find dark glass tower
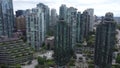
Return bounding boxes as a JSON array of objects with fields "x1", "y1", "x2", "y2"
[
  {"x1": 95, "y1": 12, "x2": 116, "y2": 68},
  {"x1": 80, "y1": 11, "x2": 90, "y2": 42},
  {"x1": 82, "y1": 11, "x2": 90, "y2": 39},
  {"x1": 54, "y1": 19, "x2": 73, "y2": 68},
  {"x1": 0, "y1": 0, "x2": 14, "y2": 37},
  {"x1": 76, "y1": 12, "x2": 81, "y2": 43},
  {"x1": 16, "y1": 10, "x2": 24, "y2": 17}
]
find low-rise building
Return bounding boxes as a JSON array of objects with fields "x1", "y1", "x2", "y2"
[
  {"x1": 0, "y1": 37, "x2": 33, "y2": 67},
  {"x1": 45, "y1": 36, "x2": 54, "y2": 50}
]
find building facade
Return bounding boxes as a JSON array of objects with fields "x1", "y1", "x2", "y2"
[
  {"x1": 49, "y1": 8, "x2": 57, "y2": 35},
  {"x1": 45, "y1": 36, "x2": 54, "y2": 50},
  {"x1": 37, "y1": 3, "x2": 50, "y2": 35},
  {"x1": 26, "y1": 8, "x2": 45, "y2": 51},
  {"x1": 79, "y1": 11, "x2": 90, "y2": 42},
  {"x1": 59, "y1": 4, "x2": 67, "y2": 20},
  {"x1": 54, "y1": 20, "x2": 73, "y2": 67},
  {"x1": 16, "y1": 10, "x2": 25, "y2": 17},
  {"x1": 80, "y1": 14, "x2": 85, "y2": 42},
  {"x1": 16, "y1": 15, "x2": 26, "y2": 32},
  {"x1": 0, "y1": 0, "x2": 14, "y2": 37},
  {"x1": 76, "y1": 12, "x2": 81, "y2": 43},
  {"x1": 59, "y1": 4, "x2": 83, "y2": 46},
  {"x1": 82, "y1": 10, "x2": 90, "y2": 39},
  {"x1": 66, "y1": 7, "x2": 77, "y2": 47},
  {"x1": 0, "y1": 37, "x2": 33, "y2": 67},
  {"x1": 95, "y1": 12, "x2": 116, "y2": 68},
  {"x1": 50, "y1": 9, "x2": 57, "y2": 26},
  {"x1": 86, "y1": 8, "x2": 94, "y2": 31}
]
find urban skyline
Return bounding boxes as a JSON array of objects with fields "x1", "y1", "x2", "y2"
[
  {"x1": 13, "y1": 0, "x2": 120, "y2": 16},
  {"x1": 0, "y1": 0, "x2": 120, "y2": 68}
]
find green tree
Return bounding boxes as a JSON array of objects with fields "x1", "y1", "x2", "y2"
[
  {"x1": 76, "y1": 43, "x2": 82, "y2": 47},
  {"x1": 0, "y1": 64, "x2": 7, "y2": 68},
  {"x1": 87, "y1": 35, "x2": 95, "y2": 47},
  {"x1": 46, "y1": 30, "x2": 54, "y2": 36},
  {"x1": 117, "y1": 24, "x2": 120, "y2": 30},
  {"x1": 41, "y1": 42, "x2": 45, "y2": 47},
  {"x1": 116, "y1": 55, "x2": 120, "y2": 64},
  {"x1": 46, "y1": 59, "x2": 55, "y2": 67},
  {"x1": 112, "y1": 64, "x2": 120, "y2": 68},
  {"x1": 113, "y1": 47, "x2": 118, "y2": 52},
  {"x1": 88, "y1": 31, "x2": 95, "y2": 35},
  {"x1": 88, "y1": 64, "x2": 94, "y2": 68},
  {"x1": 35, "y1": 65, "x2": 39, "y2": 68},
  {"x1": 47, "y1": 43, "x2": 50, "y2": 50},
  {"x1": 37, "y1": 56, "x2": 46, "y2": 65},
  {"x1": 15, "y1": 64, "x2": 21, "y2": 68},
  {"x1": 69, "y1": 59, "x2": 75, "y2": 66}
]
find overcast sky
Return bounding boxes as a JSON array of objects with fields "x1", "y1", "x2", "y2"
[{"x1": 13, "y1": 0, "x2": 120, "y2": 16}]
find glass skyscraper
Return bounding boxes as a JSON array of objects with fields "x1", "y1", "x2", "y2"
[
  {"x1": 82, "y1": 10, "x2": 90, "y2": 38},
  {"x1": 37, "y1": 3, "x2": 50, "y2": 35},
  {"x1": 95, "y1": 12, "x2": 116, "y2": 68},
  {"x1": 54, "y1": 19, "x2": 73, "y2": 68},
  {"x1": 0, "y1": 0, "x2": 14, "y2": 37},
  {"x1": 59, "y1": 4, "x2": 67, "y2": 20},
  {"x1": 26, "y1": 8, "x2": 45, "y2": 51},
  {"x1": 76, "y1": 12, "x2": 81, "y2": 43},
  {"x1": 86, "y1": 8, "x2": 94, "y2": 31}
]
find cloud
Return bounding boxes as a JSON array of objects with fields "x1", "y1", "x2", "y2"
[{"x1": 13, "y1": 0, "x2": 120, "y2": 16}]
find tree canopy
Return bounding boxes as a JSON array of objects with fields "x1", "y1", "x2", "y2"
[{"x1": 116, "y1": 55, "x2": 120, "y2": 64}]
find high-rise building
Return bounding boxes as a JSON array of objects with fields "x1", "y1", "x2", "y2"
[
  {"x1": 49, "y1": 9, "x2": 58, "y2": 35},
  {"x1": 95, "y1": 12, "x2": 116, "y2": 68},
  {"x1": 76, "y1": 12, "x2": 81, "y2": 43},
  {"x1": 86, "y1": 8, "x2": 94, "y2": 31},
  {"x1": 37, "y1": 3, "x2": 50, "y2": 34},
  {"x1": 16, "y1": 10, "x2": 25, "y2": 17},
  {"x1": 67, "y1": 7, "x2": 77, "y2": 47},
  {"x1": 60, "y1": 5, "x2": 83, "y2": 46},
  {"x1": 50, "y1": 9, "x2": 57, "y2": 27},
  {"x1": 76, "y1": 11, "x2": 91, "y2": 43},
  {"x1": 0, "y1": 0, "x2": 14, "y2": 37},
  {"x1": 82, "y1": 10, "x2": 90, "y2": 38},
  {"x1": 26, "y1": 3, "x2": 50, "y2": 51},
  {"x1": 59, "y1": 4, "x2": 67, "y2": 20},
  {"x1": 0, "y1": 37, "x2": 33, "y2": 67},
  {"x1": 80, "y1": 14, "x2": 85, "y2": 42},
  {"x1": 26, "y1": 8, "x2": 45, "y2": 51},
  {"x1": 54, "y1": 19, "x2": 73, "y2": 67}
]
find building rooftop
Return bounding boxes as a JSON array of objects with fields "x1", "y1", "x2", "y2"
[
  {"x1": 47, "y1": 36, "x2": 54, "y2": 40},
  {"x1": 0, "y1": 36, "x2": 19, "y2": 43}
]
